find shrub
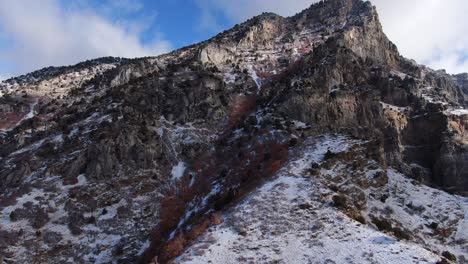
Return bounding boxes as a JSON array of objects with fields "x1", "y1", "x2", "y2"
[
  {"x1": 324, "y1": 149, "x2": 337, "y2": 160},
  {"x1": 354, "y1": 214, "x2": 366, "y2": 224},
  {"x1": 392, "y1": 227, "x2": 411, "y2": 240},
  {"x1": 36, "y1": 141, "x2": 56, "y2": 157},
  {"x1": 332, "y1": 194, "x2": 347, "y2": 208},
  {"x1": 380, "y1": 194, "x2": 389, "y2": 203},
  {"x1": 441, "y1": 251, "x2": 456, "y2": 262},
  {"x1": 428, "y1": 222, "x2": 439, "y2": 230},
  {"x1": 436, "y1": 227, "x2": 455, "y2": 238},
  {"x1": 371, "y1": 216, "x2": 392, "y2": 232},
  {"x1": 225, "y1": 95, "x2": 257, "y2": 133},
  {"x1": 346, "y1": 210, "x2": 366, "y2": 224}
]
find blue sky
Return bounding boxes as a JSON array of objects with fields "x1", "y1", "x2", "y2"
[
  {"x1": 61, "y1": 0, "x2": 229, "y2": 48},
  {"x1": 0, "y1": 0, "x2": 225, "y2": 77},
  {"x1": 0, "y1": 0, "x2": 467, "y2": 79}
]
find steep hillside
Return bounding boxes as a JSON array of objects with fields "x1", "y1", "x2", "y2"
[
  {"x1": 178, "y1": 135, "x2": 467, "y2": 263},
  {"x1": 0, "y1": 0, "x2": 466, "y2": 263}
]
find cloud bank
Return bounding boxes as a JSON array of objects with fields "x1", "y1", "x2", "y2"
[
  {"x1": 0, "y1": 0, "x2": 171, "y2": 76},
  {"x1": 196, "y1": 0, "x2": 468, "y2": 74}
]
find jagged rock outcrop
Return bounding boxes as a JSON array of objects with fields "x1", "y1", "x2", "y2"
[
  {"x1": 0, "y1": 0, "x2": 467, "y2": 263},
  {"x1": 454, "y1": 73, "x2": 468, "y2": 97}
]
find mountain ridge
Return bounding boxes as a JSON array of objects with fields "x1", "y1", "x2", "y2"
[
  {"x1": 2, "y1": 0, "x2": 467, "y2": 86},
  {"x1": 0, "y1": 0, "x2": 467, "y2": 263}
]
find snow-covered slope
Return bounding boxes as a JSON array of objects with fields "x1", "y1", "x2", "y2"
[
  {"x1": 177, "y1": 135, "x2": 467, "y2": 263},
  {"x1": 1, "y1": 0, "x2": 467, "y2": 263}
]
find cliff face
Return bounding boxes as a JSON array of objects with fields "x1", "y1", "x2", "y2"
[{"x1": 0, "y1": 0, "x2": 467, "y2": 263}]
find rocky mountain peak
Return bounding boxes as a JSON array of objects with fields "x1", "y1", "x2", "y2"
[
  {"x1": 0, "y1": 1, "x2": 467, "y2": 263},
  {"x1": 295, "y1": 0, "x2": 375, "y2": 22}
]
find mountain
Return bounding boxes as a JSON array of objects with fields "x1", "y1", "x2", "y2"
[{"x1": 0, "y1": 0, "x2": 467, "y2": 263}]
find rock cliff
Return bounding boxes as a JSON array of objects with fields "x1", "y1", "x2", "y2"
[{"x1": 0, "y1": 0, "x2": 466, "y2": 263}]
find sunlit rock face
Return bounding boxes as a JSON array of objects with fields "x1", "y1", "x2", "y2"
[{"x1": 0, "y1": 0, "x2": 466, "y2": 263}]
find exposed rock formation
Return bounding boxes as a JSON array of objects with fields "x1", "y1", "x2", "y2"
[{"x1": 0, "y1": 0, "x2": 466, "y2": 263}]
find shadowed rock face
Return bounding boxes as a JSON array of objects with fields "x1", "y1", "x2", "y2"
[{"x1": 0, "y1": 0, "x2": 467, "y2": 263}]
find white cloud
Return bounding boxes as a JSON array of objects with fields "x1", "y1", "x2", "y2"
[
  {"x1": 0, "y1": 0, "x2": 172, "y2": 76},
  {"x1": 195, "y1": 0, "x2": 468, "y2": 74},
  {"x1": 371, "y1": 0, "x2": 468, "y2": 74}
]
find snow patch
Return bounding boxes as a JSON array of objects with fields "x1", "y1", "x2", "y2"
[
  {"x1": 171, "y1": 161, "x2": 186, "y2": 181},
  {"x1": 223, "y1": 72, "x2": 237, "y2": 84},
  {"x1": 390, "y1": 70, "x2": 408, "y2": 80},
  {"x1": 421, "y1": 94, "x2": 449, "y2": 105},
  {"x1": 380, "y1": 102, "x2": 409, "y2": 113},
  {"x1": 448, "y1": 108, "x2": 468, "y2": 116},
  {"x1": 99, "y1": 199, "x2": 128, "y2": 221},
  {"x1": 23, "y1": 99, "x2": 38, "y2": 120},
  {"x1": 247, "y1": 65, "x2": 262, "y2": 90},
  {"x1": 292, "y1": 120, "x2": 308, "y2": 129}
]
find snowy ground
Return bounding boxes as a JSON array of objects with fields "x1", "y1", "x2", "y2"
[
  {"x1": 366, "y1": 169, "x2": 468, "y2": 259},
  {"x1": 176, "y1": 135, "x2": 466, "y2": 264}
]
